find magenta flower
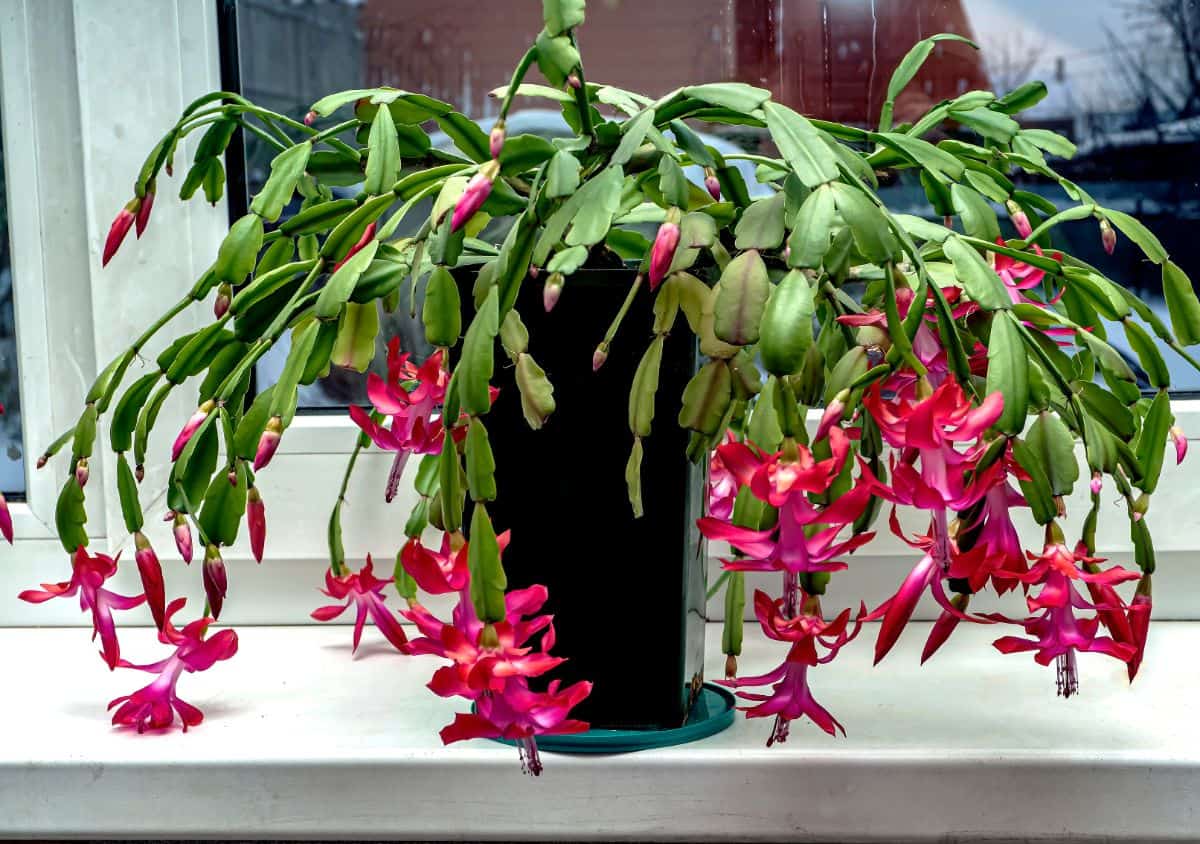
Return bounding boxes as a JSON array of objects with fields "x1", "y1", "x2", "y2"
[
  {"x1": 489, "y1": 123, "x2": 506, "y2": 159},
  {"x1": 439, "y1": 677, "x2": 592, "y2": 775},
  {"x1": 993, "y1": 239, "x2": 1064, "y2": 307},
  {"x1": 706, "y1": 432, "x2": 739, "y2": 521},
  {"x1": 102, "y1": 200, "x2": 138, "y2": 267},
  {"x1": 993, "y1": 540, "x2": 1139, "y2": 696},
  {"x1": 451, "y1": 163, "x2": 498, "y2": 232},
  {"x1": 172, "y1": 401, "x2": 213, "y2": 462},
  {"x1": 1006, "y1": 200, "x2": 1032, "y2": 239},
  {"x1": 721, "y1": 590, "x2": 864, "y2": 745},
  {"x1": 172, "y1": 512, "x2": 193, "y2": 564},
  {"x1": 399, "y1": 532, "x2": 468, "y2": 595},
  {"x1": 108, "y1": 597, "x2": 238, "y2": 733},
  {"x1": 648, "y1": 220, "x2": 681, "y2": 290},
  {"x1": 19, "y1": 547, "x2": 146, "y2": 669},
  {"x1": 1171, "y1": 425, "x2": 1187, "y2": 464},
  {"x1": 0, "y1": 491, "x2": 11, "y2": 544},
  {"x1": 253, "y1": 416, "x2": 283, "y2": 471},
  {"x1": 311, "y1": 556, "x2": 410, "y2": 653},
  {"x1": 349, "y1": 343, "x2": 454, "y2": 502},
  {"x1": 1126, "y1": 585, "x2": 1152, "y2": 681},
  {"x1": 202, "y1": 544, "x2": 227, "y2": 620},
  {"x1": 134, "y1": 187, "x2": 155, "y2": 238},
  {"x1": 134, "y1": 531, "x2": 166, "y2": 631},
  {"x1": 247, "y1": 486, "x2": 266, "y2": 563}
]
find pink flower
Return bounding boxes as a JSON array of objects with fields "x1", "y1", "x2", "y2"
[
  {"x1": 134, "y1": 532, "x2": 166, "y2": 631},
  {"x1": 172, "y1": 513, "x2": 193, "y2": 564},
  {"x1": 451, "y1": 164, "x2": 498, "y2": 232},
  {"x1": 704, "y1": 171, "x2": 721, "y2": 201},
  {"x1": 489, "y1": 123, "x2": 506, "y2": 159},
  {"x1": 134, "y1": 188, "x2": 155, "y2": 238},
  {"x1": 247, "y1": 486, "x2": 266, "y2": 563},
  {"x1": 19, "y1": 547, "x2": 146, "y2": 668},
  {"x1": 1126, "y1": 582, "x2": 1152, "y2": 681},
  {"x1": 202, "y1": 544, "x2": 227, "y2": 620},
  {"x1": 311, "y1": 556, "x2": 410, "y2": 653},
  {"x1": 1171, "y1": 425, "x2": 1187, "y2": 465},
  {"x1": 439, "y1": 677, "x2": 592, "y2": 775},
  {"x1": 349, "y1": 343, "x2": 454, "y2": 502},
  {"x1": 172, "y1": 402, "x2": 214, "y2": 462},
  {"x1": 721, "y1": 590, "x2": 864, "y2": 744},
  {"x1": 0, "y1": 492, "x2": 11, "y2": 544},
  {"x1": 1006, "y1": 200, "x2": 1032, "y2": 239},
  {"x1": 648, "y1": 221, "x2": 681, "y2": 290},
  {"x1": 992, "y1": 540, "x2": 1139, "y2": 696},
  {"x1": 399, "y1": 532, "x2": 468, "y2": 594},
  {"x1": 1100, "y1": 219, "x2": 1117, "y2": 255},
  {"x1": 993, "y1": 239, "x2": 1064, "y2": 308},
  {"x1": 108, "y1": 598, "x2": 238, "y2": 733},
  {"x1": 254, "y1": 416, "x2": 283, "y2": 471},
  {"x1": 102, "y1": 200, "x2": 138, "y2": 267},
  {"x1": 303, "y1": 110, "x2": 318, "y2": 126},
  {"x1": 706, "y1": 433, "x2": 739, "y2": 521}
]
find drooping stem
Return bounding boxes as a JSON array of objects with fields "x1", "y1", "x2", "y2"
[
  {"x1": 596, "y1": 274, "x2": 644, "y2": 357},
  {"x1": 497, "y1": 46, "x2": 539, "y2": 123},
  {"x1": 567, "y1": 31, "x2": 594, "y2": 138}
]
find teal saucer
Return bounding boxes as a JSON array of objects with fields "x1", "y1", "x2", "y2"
[{"x1": 492, "y1": 683, "x2": 736, "y2": 754}]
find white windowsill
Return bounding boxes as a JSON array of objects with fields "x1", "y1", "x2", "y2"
[{"x1": 2, "y1": 621, "x2": 1198, "y2": 841}]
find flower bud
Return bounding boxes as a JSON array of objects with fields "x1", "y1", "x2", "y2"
[
  {"x1": 451, "y1": 160, "x2": 500, "y2": 232},
  {"x1": 1100, "y1": 219, "x2": 1117, "y2": 255},
  {"x1": 0, "y1": 492, "x2": 12, "y2": 544},
  {"x1": 704, "y1": 169, "x2": 721, "y2": 201},
  {"x1": 724, "y1": 653, "x2": 738, "y2": 679},
  {"x1": 479, "y1": 622, "x2": 501, "y2": 650},
  {"x1": 36, "y1": 454, "x2": 48, "y2": 470},
  {"x1": 529, "y1": 265, "x2": 540, "y2": 279},
  {"x1": 134, "y1": 186, "x2": 155, "y2": 238},
  {"x1": 815, "y1": 390, "x2": 848, "y2": 441},
  {"x1": 1005, "y1": 200, "x2": 1032, "y2": 239},
  {"x1": 543, "y1": 272, "x2": 565, "y2": 312},
  {"x1": 247, "y1": 485, "x2": 266, "y2": 563},
  {"x1": 1090, "y1": 471, "x2": 1103, "y2": 495},
  {"x1": 566, "y1": 73, "x2": 581, "y2": 90},
  {"x1": 102, "y1": 200, "x2": 139, "y2": 267},
  {"x1": 1132, "y1": 492, "x2": 1150, "y2": 521},
  {"x1": 227, "y1": 467, "x2": 239, "y2": 486},
  {"x1": 332, "y1": 221, "x2": 378, "y2": 272},
  {"x1": 214, "y1": 283, "x2": 232, "y2": 319},
  {"x1": 74, "y1": 458, "x2": 89, "y2": 488},
  {"x1": 489, "y1": 122, "x2": 506, "y2": 159},
  {"x1": 134, "y1": 531, "x2": 166, "y2": 631},
  {"x1": 172, "y1": 400, "x2": 215, "y2": 462},
  {"x1": 592, "y1": 343, "x2": 608, "y2": 372},
  {"x1": 254, "y1": 415, "x2": 284, "y2": 471},
  {"x1": 648, "y1": 219, "x2": 681, "y2": 290},
  {"x1": 173, "y1": 513, "x2": 193, "y2": 564},
  {"x1": 303, "y1": 109, "x2": 318, "y2": 126},
  {"x1": 203, "y1": 543, "x2": 228, "y2": 619},
  {"x1": 1170, "y1": 425, "x2": 1187, "y2": 464},
  {"x1": 1127, "y1": 574, "x2": 1152, "y2": 681},
  {"x1": 135, "y1": 463, "x2": 145, "y2": 483}
]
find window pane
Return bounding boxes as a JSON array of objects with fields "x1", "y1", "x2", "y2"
[
  {"x1": 0, "y1": 92, "x2": 26, "y2": 497},
  {"x1": 226, "y1": 0, "x2": 1200, "y2": 407}
]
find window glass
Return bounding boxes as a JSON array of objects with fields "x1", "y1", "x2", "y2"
[
  {"x1": 0, "y1": 93, "x2": 26, "y2": 497},
  {"x1": 226, "y1": 0, "x2": 1200, "y2": 406}
]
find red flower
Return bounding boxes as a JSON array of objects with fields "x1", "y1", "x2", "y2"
[
  {"x1": 311, "y1": 556, "x2": 409, "y2": 653},
  {"x1": 102, "y1": 200, "x2": 139, "y2": 267},
  {"x1": 134, "y1": 188, "x2": 155, "y2": 238},
  {"x1": 108, "y1": 598, "x2": 238, "y2": 732},
  {"x1": 399, "y1": 532, "x2": 468, "y2": 595},
  {"x1": 134, "y1": 532, "x2": 166, "y2": 631},
  {"x1": 721, "y1": 591, "x2": 864, "y2": 744},
  {"x1": 20, "y1": 547, "x2": 147, "y2": 668}
]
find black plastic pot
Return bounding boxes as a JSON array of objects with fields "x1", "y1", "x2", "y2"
[{"x1": 468, "y1": 266, "x2": 706, "y2": 730}]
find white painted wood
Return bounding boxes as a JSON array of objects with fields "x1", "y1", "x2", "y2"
[{"x1": 1, "y1": 621, "x2": 1197, "y2": 840}]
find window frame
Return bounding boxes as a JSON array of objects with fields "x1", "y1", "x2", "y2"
[{"x1": 1, "y1": 0, "x2": 1199, "y2": 628}]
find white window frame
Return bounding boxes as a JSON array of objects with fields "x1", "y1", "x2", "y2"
[{"x1": 2, "y1": 0, "x2": 1199, "y2": 627}]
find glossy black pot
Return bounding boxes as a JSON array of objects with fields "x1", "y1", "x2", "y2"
[{"x1": 461, "y1": 266, "x2": 706, "y2": 730}]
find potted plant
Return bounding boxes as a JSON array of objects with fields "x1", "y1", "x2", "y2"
[{"x1": 13, "y1": 0, "x2": 1196, "y2": 776}]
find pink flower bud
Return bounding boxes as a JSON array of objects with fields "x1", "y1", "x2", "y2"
[
  {"x1": 704, "y1": 171, "x2": 721, "y2": 201},
  {"x1": 815, "y1": 391, "x2": 848, "y2": 441},
  {"x1": 648, "y1": 221, "x2": 681, "y2": 290},
  {"x1": 451, "y1": 164, "x2": 498, "y2": 232},
  {"x1": 254, "y1": 416, "x2": 284, "y2": 471},
  {"x1": 247, "y1": 486, "x2": 266, "y2": 563},
  {"x1": 75, "y1": 458, "x2": 89, "y2": 488},
  {"x1": 567, "y1": 73, "x2": 581, "y2": 90},
  {"x1": 1090, "y1": 472, "x2": 1103, "y2": 495},
  {"x1": 592, "y1": 344, "x2": 608, "y2": 372},
  {"x1": 303, "y1": 109, "x2": 318, "y2": 126},
  {"x1": 529, "y1": 265, "x2": 540, "y2": 279},
  {"x1": 1100, "y1": 219, "x2": 1117, "y2": 255},
  {"x1": 490, "y1": 123, "x2": 506, "y2": 159},
  {"x1": 1171, "y1": 425, "x2": 1187, "y2": 464},
  {"x1": 203, "y1": 544, "x2": 228, "y2": 619},
  {"x1": 333, "y1": 221, "x2": 378, "y2": 272},
  {"x1": 135, "y1": 463, "x2": 145, "y2": 483},
  {"x1": 102, "y1": 201, "x2": 138, "y2": 267},
  {"x1": 214, "y1": 283, "x2": 232, "y2": 319},
  {"x1": 0, "y1": 492, "x2": 12, "y2": 544},
  {"x1": 173, "y1": 513, "x2": 193, "y2": 564},
  {"x1": 134, "y1": 187, "x2": 155, "y2": 238},
  {"x1": 1006, "y1": 200, "x2": 1032, "y2": 239},
  {"x1": 543, "y1": 272, "x2": 565, "y2": 312},
  {"x1": 134, "y1": 532, "x2": 166, "y2": 631},
  {"x1": 172, "y1": 400, "x2": 215, "y2": 462},
  {"x1": 36, "y1": 454, "x2": 48, "y2": 470}
]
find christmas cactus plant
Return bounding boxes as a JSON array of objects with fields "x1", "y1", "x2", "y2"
[{"x1": 16, "y1": 0, "x2": 1198, "y2": 774}]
